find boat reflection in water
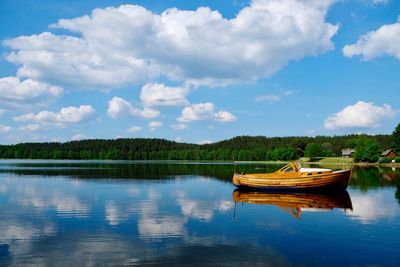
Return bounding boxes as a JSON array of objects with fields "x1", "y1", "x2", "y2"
[{"x1": 233, "y1": 189, "x2": 353, "y2": 219}]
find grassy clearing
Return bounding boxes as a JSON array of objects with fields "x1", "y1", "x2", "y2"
[{"x1": 318, "y1": 157, "x2": 354, "y2": 164}]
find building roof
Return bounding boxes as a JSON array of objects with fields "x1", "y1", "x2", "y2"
[
  {"x1": 381, "y1": 149, "x2": 397, "y2": 157},
  {"x1": 341, "y1": 148, "x2": 355, "y2": 156}
]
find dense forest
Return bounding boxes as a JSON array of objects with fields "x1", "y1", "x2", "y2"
[{"x1": 0, "y1": 134, "x2": 394, "y2": 161}]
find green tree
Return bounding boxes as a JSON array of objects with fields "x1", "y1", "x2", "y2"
[
  {"x1": 345, "y1": 138, "x2": 359, "y2": 149},
  {"x1": 271, "y1": 147, "x2": 297, "y2": 161},
  {"x1": 392, "y1": 122, "x2": 400, "y2": 154},
  {"x1": 355, "y1": 140, "x2": 381, "y2": 163},
  {"x1": 304, "y1": 143, "x2": 325, "y2": 161}
]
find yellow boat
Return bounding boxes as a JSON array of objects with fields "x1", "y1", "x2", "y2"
[
  {"x1": 232, "y1": 161, "x2": 351, "y2": 190},
  {"x1": 233, "y1": 189, "x2": 353, "y2": 219}
]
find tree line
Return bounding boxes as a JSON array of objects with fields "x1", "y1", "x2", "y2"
[{"x1": 0, "y1": 133, "x2": 396, "y2": 161}]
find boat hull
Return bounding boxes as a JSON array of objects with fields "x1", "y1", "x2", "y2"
[{"x1": 232, "y1": 169, "x2": 351, "y2": 191}]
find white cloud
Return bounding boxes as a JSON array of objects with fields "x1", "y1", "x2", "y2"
[
  {"x1": 0, "y1": 77, "x2": 62, "y2": 108},
  {"x1": 149, "y1": 121, "x2": 163, "y2": 131},
  {"x1": 107, "y1": 97, "x2": 159, "y2": 119},
  {"x1": 214, "y1": 110, "x2": 236, "y2": 122},
  {"x1": 127, "y1": 126, "x2": 142, "y2": 133},
  {"x1": 14, "y1": 105, "x2": 97, "y2": 128},
  {"x1": 140, "y1": 108, "x2": 160, "y2": 118},
  {"x1": 343, "y1": 19, "x2": 400, "y2": 60},
  {"x1": 178, "y1": 102, "x2": 236, "y2": 123},
  {"x1": 140, "y1": 83, "x2": 188, "y2": 107},
  {"x1": 324, "y1": 101, "x2": 396, "y2": 130},
  {"x1": 19, "y1": 124, "x2": 41, "y2": 132},
  {"x1": 3, "y1": 1, "x2": 338, "y2": 89},
  {"x1": 0, "y1": 124, "x2": 12, "y2": 133},
  {"x1": 255, "y1": 94, "x2": 281, "y2": 103},
  {"x1": 171, "y1": 123, "x2": 188, "y2": 130},
  {"x1": 0, "y1": 109, "x2": 5, "y2": 115}
]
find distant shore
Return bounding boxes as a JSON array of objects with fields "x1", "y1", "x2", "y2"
[
  {"x1": 235, "y1": 157, "x2": 400, "y2": 168},
  {"x1": 2, "y1": 157, "x2": 398, "y2": 167}
]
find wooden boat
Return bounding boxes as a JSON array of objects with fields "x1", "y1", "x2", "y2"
[
  {"x1": 232, "y1": 161, "x2": 351, "y2": 190},
  {"x1": 233, "y1": 189, "x2": 353, "y2": 219}
]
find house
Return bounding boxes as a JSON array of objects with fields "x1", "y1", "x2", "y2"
[
  {"x1": 341, "y1": 148, "x2": 355, "y2": 157},
  {"x1": 380, "y1": 149, "x2": 398, "y2": 158}
]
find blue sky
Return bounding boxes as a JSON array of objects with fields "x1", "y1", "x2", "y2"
[{"x1": 0, "y1": 0, "x2": 399, "y2": 144}]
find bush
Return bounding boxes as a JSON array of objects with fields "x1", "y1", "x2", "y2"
[{"x1": 379, "y1": 157, "x2": 394, "y2": 163}]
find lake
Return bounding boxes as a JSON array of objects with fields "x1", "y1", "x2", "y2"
[{"x1": 0, "y1": 160, "x2": 399, "y2": 266}]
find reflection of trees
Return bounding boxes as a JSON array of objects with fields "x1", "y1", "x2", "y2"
[
  {"x1": 350, "y1": 167, "x2": 382, "y2": 191},
  {"x1": 3, "y1": 161, "x2": 399, "y2": 203},
  {"x1": 351, "y1": 167, "x2": 400, "y2": 204},
  {"x1": 395, "y1": 178, "x2": 400, "y2": 204},
  {"x1": 0, "y1": 162, "x2": 284, "y2": 182}
]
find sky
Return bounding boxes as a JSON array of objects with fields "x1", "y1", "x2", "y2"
[{"x1": 0, "y1": 0, "x2": 399, "y2": 145}]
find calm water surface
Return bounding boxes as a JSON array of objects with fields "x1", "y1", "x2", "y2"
[{"x1": 0, "y1": 160, "x2": 399, "y2": 266}]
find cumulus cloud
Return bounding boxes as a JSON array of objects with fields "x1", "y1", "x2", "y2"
[
  {"x1": 127, "y1": 126, "x2": 142, "y2": 133},
  {"x1": 19, "y1": 124, "x2": 41, "y2": 132},
  {"x1": 149, "y1": 121, "x2": 163, "y2": 131},
  {"x1": 343, "y1": 19, "x2": 400, "y2": 60},
  {"x1": 14, "y1": 105, "x2": 97, "y2": 128},
  {"x1": 0, "y1": 77, "x2": 62, "y2": 108},
  {"x1": 140, "y1": 83, "x2": 188, "y2": 107},
  {"x1": 3, "y1": 0, "x2": 338, "y2": 89},
  {"x1": 0, "y1": 124, "x2": 12, "y2": 133},
  {"x1": 324, "y1": 101, "x2": 396, "y2": 130},
  {"x1": 178, "y1": 103, "x2": 236, "y2": 123},
  {"x1": 107, "y1": 97, "x2": 159, "y2": 119}
]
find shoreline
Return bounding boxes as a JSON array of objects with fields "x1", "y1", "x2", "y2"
[{"x1": 0, "y1": 158, "x2": 399, "y2": 167}]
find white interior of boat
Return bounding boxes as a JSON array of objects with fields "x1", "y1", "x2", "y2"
[{"x1": 299, "y1": 167, "x2": 332, "y2": 173}]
